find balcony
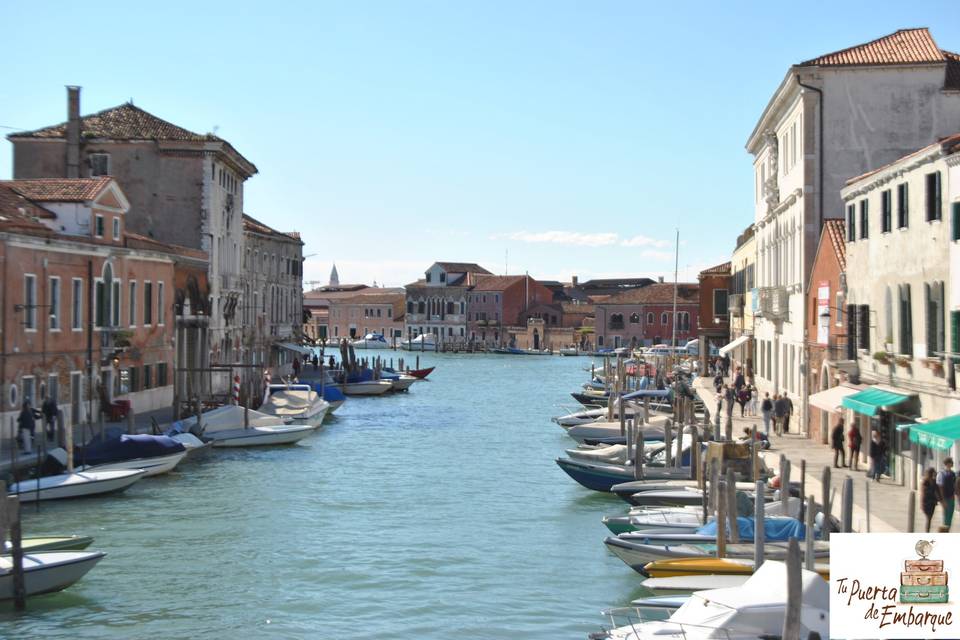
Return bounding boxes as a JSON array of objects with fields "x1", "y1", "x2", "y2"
[
  {"x1": 608, "y1": 321, "x2": 624, "y2": 331},
  {"x1": 757, "y1": 286, "x2": 789, "y2": 321},
  {"x1": 729, "y1": 294, "x2": 744, "y2": 317}
]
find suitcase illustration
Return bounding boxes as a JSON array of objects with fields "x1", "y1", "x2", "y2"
[
  {"x1": 904, "y1": 559, "x2": 944, "y2": 572},
  {"x1": 900, "y1": 584, "x2": 949, "y2": 603},
  {"x1": 901, "y1": 572, "x2": 948, "y2": 586}
]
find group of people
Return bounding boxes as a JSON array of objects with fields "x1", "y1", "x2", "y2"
[
  {"x1": 759, "y1": 391, "x2": 793, "y2": 436},
  {"x1": 920, "y1": 457, "x2": 960, "y2": 533},
  {"x1": 16, "y1": 396, "x2": 59, "y2": 453}
]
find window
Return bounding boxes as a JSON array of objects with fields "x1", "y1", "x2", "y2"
[
  {"x1": 926, "y1": 281, "x2": 945, "y2": 357},
  {"x1": 72, "y1": 278, "x2": 83, "y2": 330},
  {"x1": 49, "y1": 277, "x2": 60, "y2": 330},
  {"x1": 417, "y1": 301, "x2": 425, "y2": 314},
  {"x1": 24, "y1": 274, "x2": 37, "y2": 330},
  {"x1": 953, "y1": 203, "x2": 960, "y2": 242},
  {"x1": 158, "y1": 362, "x2": 168, "y2": 387},
  {"x1": 143, "y1": 364, "x2": 152, "y2": 390},
  {"x1": 376, "y1": 308, "x2": 381, "y2": 318},
  {"x1": 859, "y1": 200, "x2": 869, "y2": 239},
  {"x1": 846, "y1": 204, "x2": 856, "y2": 241},
  {"x1": 897, "y1": 183, "x2": 909, "y2": 228},
  {"x1": 387, "y1": 308, "x2": 392, "y2": 318},
  {"x1": 857, "y1": 304, "x2": 870, "y2": 351},
  {"x1": 439, "y1": 272, "x2": 446, "y2": 283},
  {"x1": 112, "y1": 217, "x2": 120, "y2": 240},
  {"x1": 47, "y1": 374, "x2": 58, "y2": 403},
  {"x1": 407, "y1": 301, "x2": 413, "y2": 314},
  {"x1": 111, "y1": 280, "x2": 121, "y2": 327},
  {"x1": 446, "y1": 301, "x2": 455, "y2": 315},
  {"x1": 94, "y1": 280, "x2": 104, "y2": 328},
  {"x1": 899, "y1": 284, "x2": 913, "y2": 356},
  {"x1": 425, "y1": 273, "x2": 431, "y2": 283},
  {"x1": 157, "y1": 281, "x2": 164, "y2": 325},
  {"x1": 629, "y1": 313, "x2": 640, "y2": 324},
  {"x1": 89, "y1": 153, "x2": 110, "y2": 176},
  {"x1": 95, "y1": 215, "x2": 105, "y2": 238},
  {"x1": 881, "y1": 190, "x2": 892, "y2": 233},
  {"x1": 661, "y1": 312, "x2": 669, "y2": 326},
  {"x1": 144, "y1": 282, "x2": 153, "y2": 325},
  {"x1": 713, "y1": 289, "x2": 729, "y2": 317},
  {"x1": 953, "y1": 310, "x2": 960, "y2": 356},
  {"x1": 926, "y1": 171, "x2": 942, "y2": 222},
  {"x1": 129, "y1": 282, "x2": 137, "y2": 326},
  {"x1": 646, "y1": 312, "x2": 654, "y2": 324},
  {"x1": 21, "y1": 376, "x2": 35, "y2": 405},
  {"x1": 609, "y1": 313, "x2": 624, "y2": 329}
]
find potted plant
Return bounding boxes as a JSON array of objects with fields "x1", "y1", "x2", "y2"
[
  {"x1": 872, "y1": 351, "x2": 891, "y2": 364},
  {"x1": 113, "y1": 329, "x2": 133, "y2": 348},
  {"x1": 895, "y1": 355, "x2": 912, "y2": 368},
  {"x1": 884, "y1": 336, "x2": 895, "y2": 353}
]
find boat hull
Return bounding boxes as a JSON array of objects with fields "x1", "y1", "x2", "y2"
[
  {"x1": 0, "y1": 551, "x2": 105, "y2": 599},
  {"x1": 209, "y1": 425, "x2": 314, "y2": 447},
  {"x1": 340, "y1": 382, "x2": 393, "y2": 396},
  {"x1": 406, "y1": 366, "x2": 434, "y2": 380},
  {"x1": 389, "y1": 376, "x2": 417, "y2": 392},
  {"x1": 6, "y1": 536, "x2": 95, "y2": 553},
  {"x1": 9, "y1": 469, "x2": 146, "y2": 502},
  {"x1": 82, "y1": 450, "x2": 188, "y2": 477}
]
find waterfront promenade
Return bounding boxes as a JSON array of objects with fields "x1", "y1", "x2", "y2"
[{"x1": 694, "y1": 377, "x2": 926, "y2": 534}]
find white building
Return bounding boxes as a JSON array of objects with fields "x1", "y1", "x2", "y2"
[
  {"x1": 404, "y1": 262, "x2": 492, "y2": 344},
  {"x1": 746, "y1": 28, "x2": 960, "y2": 434}
]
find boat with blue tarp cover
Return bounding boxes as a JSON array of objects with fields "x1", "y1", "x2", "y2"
[{"x1": 74, "y1": 434, "x2": 188, "y2": 477}]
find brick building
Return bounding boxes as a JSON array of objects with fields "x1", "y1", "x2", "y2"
[
  {"x1": 697, "y1": 262, "x2": 731, "y2": 365},
  {"x1": 594, "y1": 283, "x2": 700, "y2": 349},
  {"x1": 0, "y1": 177, "x2": 179, "y2": 442},
  {"x1": 466, "y1": 275, "x2": 554, "y2": 347}
]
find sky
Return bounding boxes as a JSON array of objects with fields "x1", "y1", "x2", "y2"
[{"x1": 2, "y1": 1, "x2": 959, "y2": 288}]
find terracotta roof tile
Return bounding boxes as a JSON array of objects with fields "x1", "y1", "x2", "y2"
[
  {"x1": 699, "y1": 261, "x2": 731, "y2": 276},
  {"x1": 242, "y1": 213, "x2": 302, "y2": 244},
  {"x1": 434, "y1": 262, "x2": 491, "y2": 274},
  {"x1": 800, "y1": 28, "x2": 947, "y2": 67},
  {"x1": 0, "y1": 184, "x2": 55, "y2": 232},
  {"x1": 822, "y1": 219, "x2": 846, "y2": 271},
  {"x1": 471, "y1": 275, "x2": 526, "y2": 291},
  {"x1": 600, "y1": 282, "x2": 699, "y2": 305},
  {"x1": 9, "y1": 103, "x2": 216, "y2": 142},
  {"x1": 2, "y1": 177, "x2": 112, "y2": 202}
]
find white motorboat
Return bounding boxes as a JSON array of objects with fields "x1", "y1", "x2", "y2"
[
  {"x1": 0, "y1": 551, "x2": 106, "y2": 600},
  {"x1": 9, "y1": 469, "x2": 146, "y2": 502},
  {"x1": 48, "y1": 437, "x2": 188, "y2": 478},
  {"x1": 81, "y1": 451, "x2": 187, "y2": 477},
  {"x1": 565, "y1": 415, "x2": 673, "y2": 444},
  {"x1": 400, "y1": 333, "x2": 437, "y2": 350},
  {"x1": 341, "y1": 380, "x2": 393, "y2": 396},
  {"x1": 261, "y1": 384, "x2": 330, "y2": 427},
  {"x1": 596, "y1": 560, "x2": 829, "y2": 639},
  {"x1": 603, "y1": 497, "x2": 802, "y2": 535},
  {"x1": 352, "y1": 332, "x2": 392, "y2": 349},
  {"x1": 388, "y1": 375, "x2": 418, "y2": 392},
  {"x1": 559, "y1": 347, "x2": 583, "y2": 356},
  {"x1": 640, "y1": 573, "x2": 750, "y2": 593},
  {"x1": 168, "y1": 432, "x2": 214, "y2": 457},
  {"x1": 177, "y1": 405, "x2": 315, "y2": 447},
  {"x1": 604, "y1": 535, "x2": 829, "y2": 571}
]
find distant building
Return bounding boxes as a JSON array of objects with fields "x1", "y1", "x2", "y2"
[
  {"x1": 404, "y1": 262, "x2": 492, "y2": 344},
  {"x1": 329, "y1": 263, "x2": 340, "y2": 288},
  {"x1": 697, "y1": 262, "x2": 731, "y2": 364},
  {"x1": 303, "y1": 282, "x2": 370, "y2": 343},
  {"x1": 594, "y1": 283, "x2": 699, "y2": 349},
  {"x1": 328, "y1": 288, "x2": 405, "y2": 342},
  {"x1": 747, "y1": 28, "x2": 960, "y2": 435},
  {"x1": 728, "y1": 225, "x2": 757, "y2": 373},
  {"x1": 466, "y1": 275, "x2": 554, "y2": 347},
  {"x1": 0, "y1": 177, "x2": 181, "y2": 442}
]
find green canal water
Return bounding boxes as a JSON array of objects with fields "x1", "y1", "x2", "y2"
[{"x1": 2, "y1": 352, "x2": 649, "y2": 639}]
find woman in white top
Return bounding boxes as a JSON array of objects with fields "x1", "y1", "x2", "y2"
[{"x1": 748, "y1": 385, "x2": 759, "y2": 416}]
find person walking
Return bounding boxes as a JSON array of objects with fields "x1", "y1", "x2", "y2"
[
  {"x1": 737, "y1": 385, "x2": 750, "y2": 417},
  {"x1": 868, "y1": 430, "x2": 886, "y2": 482},
  {"x1": 722, "y1": 354, "x2": 731, "y2": 377},
  {"x1": 41, "y1": 394, "x2": 58, "y2": 442},
  {"x1": 713, "y1": 370, "x2": 724, "y2": 394},
  {"x1": 848, "y1": 422, "x2": 862, "y2": 471},
  {"x1": 773, "y1": 393, "x2": 787, "y2": 437},
  {"x1": 783, "y1": 395, "x2": 794, "y2": 434},
  {"x1": 724, "y1": 385, "x2": 736, "y2": 420},
  {"x1": 937, "y1": 458, "x2": 958, "y2": 531},
  {"x1": 733, "y1": 367, "x2": 745, "y2": 392},
  {"x1": 831, "y1": 419, "x2": 846, "y2": 468},
  {"x1": 921, "y1": 467, "x2": 939, "y2": 533},
  {"x1": 17, "y1": 400, "x2": 36, "y2": 454},
  {"x1": 760, "y1": 392, "x2": 773, "y2": 435},
  {"x1": 748, "y1": 385, "x2": 758, "y2": 416}
]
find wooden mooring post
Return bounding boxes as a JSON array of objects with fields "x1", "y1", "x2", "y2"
[
  {"x1": 805, "y1": 495, "x2": 816, "y2": 571},
  {"x1": 725, "y1": 468, "x2": 740, "y2": 544},
  {"x1": 0, "y1": 495, "x2": 27, "y2": 609},
  {"x1": 663, "y1": 420, "x2": 673, "y2": 468},
  {"x1": 782, "y1": 537, "x2": 802, "y2": 640},
  {"x1": 841, "y1": 477, "x2": 854, "y2": 533},
  {"x1": 907, "y1": 491, "x2": 916, "y2": 533},
  {"x1": 716, "y1": 478, "x2": 727, "y2": 559},
  {"x1": 753, "y1": 479, "x2": 765, "y2": 570},
  {"x1": 780, "y1": 457, "x2": 791, "y2": 515},
  {"x1": 821, "y1": 466, "x2": 832, "y2": 540},
  {"x1": 674, "y1": 417, "x2": 683, "y2": 469},
  {"x1": 799, "y1": 459, "x2": 806, "y2": 522}
]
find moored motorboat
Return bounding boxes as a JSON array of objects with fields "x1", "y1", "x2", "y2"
[
  {"x1": 405, "y1": 366, "x2": 434, "y2": 380},
  {"x1": 555, "y1": 457, "x2": 692, "y2": 493},
  {"x1": 207, "y1": 424, "x2": 314, "y2": 447},
  {"x1": 261, "y1": 384, "x2": 330, "y2": 427},
  {"x1": 9, "y1": 469, "x2": 147, "y2": 502},
  {"x1": 400, "y1": 333, "x2": 437, "y2": 350},
  {"x1": 70, "y1": 434, "x2": 188, "y2": 477},
  {"x1": 9, "y1": 536, "x2": 95, "y2": 553},
  {"x1": 642, "y1": 556, "x2": 830, "y2": 580},
  {"x1": 0, "y1": 551, "x2": 106, "y2": 600},
  {"x1": 352, "y1": 332, "x2": 391, "y2": 349},
  {"x1": 640, "y1": 573, "x2": 750, "y2": 593},
  {"x1": 387, "y1": 374, "x2": 417, "y2": 392},
  {"x1": 176, "y1": 405, "x2": 315, "y2": 447}
]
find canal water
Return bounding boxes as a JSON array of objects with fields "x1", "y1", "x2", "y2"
[{"x1": 2, "y1": 352, "x2": 648, "y2": 639}]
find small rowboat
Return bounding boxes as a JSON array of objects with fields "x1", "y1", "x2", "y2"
[
  {"x1": 5, "y1": 536, "x2": 95, "y2": 554},
  {"x1": 643, "y1": 557, "x2": 830, "y2": 580},
  {"x1": 0, "y1": 551, "x2": 105, "y2": 599},
  {"x1": 406, "y1": 366, "x2": 434, "y2": 380}
]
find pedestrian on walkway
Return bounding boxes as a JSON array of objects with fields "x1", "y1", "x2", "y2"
[
  {"x1": 760, "y1": 392, "x2": 773, "y2": 435},
  {"x1": 922, "y1": 467, "x2": 939, "y2": 533},
  {"x1": 783, "y1": 395, "x2": 794, "y2": 434},
  {"x1": 737, "y1": 385, "x2": 750, "y2": 417},
  {"x1": 41, "y1": 394, "x2": 58, "y2": 442},
  {"x1": 937, "y1": 458, "x2": 959, "y2": 531},
  {"x1": 831, "y1": 419, "x2": 846, "y2": 468},
  {"x1": 713, "y1": 371, "x2": 724, "y2": 394},
  {"x1": 748, "y1": 385, "x2": 758, "y2": 416},
  {"x1": 848, "y1": 422, "x2": 862, "y2": 471},
  {"x1": 724, "y1": 385, "x2": 736, "y2": 420},
  {"x1": 17, "y1": 400, "x2": 36, "y2": 454},
  {"x1": 733, "y1": 367, "x2": 745, "y2": 392},
  {"x1": 722, "y1": 354, "x2": 731, "y2": 377},
  {"x1": 868, "y1": 430, "x2": 886, "y2": 482},
  {"x1": 773, "y1": 393, "x2": 787, "y2": 436}
]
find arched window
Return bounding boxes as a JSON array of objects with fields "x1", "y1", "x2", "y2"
[
  {"x1": 417, "y1": 300, "x2": 425, "y2": 314},
  {"x1": 646, "y1": 312, "x2": 654, "y2": 325},
  {"x1": 407, "y1": 301, "x2": 414, "y2": 314},
  {"x1": 629, "y1": 313, "x2": 640, "y2": 324},
  {"x1": 609, "y1": 313, "x2": 624, "y2": 329},
  {"x1": 661, "y1": 312, "x2": 669, "y2": 325}
]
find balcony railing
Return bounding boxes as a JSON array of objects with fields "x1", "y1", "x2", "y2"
[
  {"x1": 757, "y1": 286, "x2": 788, "y2": 321},
  {"x1": 729, "y1": 294, "x2": 744, "y2": 316}
]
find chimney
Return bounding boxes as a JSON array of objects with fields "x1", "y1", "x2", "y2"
[
  {"x1": 66, "y1": 86, "x2": 81, "y2": 178},
  {"x1": 658, "y1": 276, "x2": 664, "y2": 283},
  {"x1": 571, "y1": 275, "x2": 578, "y2": 287}
]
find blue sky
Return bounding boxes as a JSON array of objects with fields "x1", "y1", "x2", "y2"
[{"x1": 3, "y1": 1, "x2": 958, "y2": 287}]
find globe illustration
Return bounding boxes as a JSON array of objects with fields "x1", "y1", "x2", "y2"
[{"x1": 915, "y1": 540, "x2": 934, "y2": 559}]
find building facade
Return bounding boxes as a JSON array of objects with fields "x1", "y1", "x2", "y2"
[
  {"x1": 747, "y1": 28, "x2": 960, "y2": 434},
  {"x1": 728, "y1": 226, "x2": 758, "y2": 373},
  {"x1": 0, "y1": 178, "x2": 177, "y2": 443},
  {"x1": 328, "y1": 289, "x2": 405, "y2": 342},
  {"x1": 404, "y1": 262, "x2": 491, "y2": 344},
  {"x1": 697, "y1": 262, "x2": 731, "y2": 363},
  {"x1": 842, "y1": 134, "x2": 960, "y2": 485},
  {"x1": 594, "y1": 283, "x2": 700, "y2": 349},
  {"x1": 466, "y1": 275, "x2": 554, "y2": 347}
]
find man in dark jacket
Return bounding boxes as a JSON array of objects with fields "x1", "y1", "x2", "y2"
[
  {"x1": 41, "y1": 395, "x2": 58, "y2": 442},
  {"x1": 783, "y1": 395, "x2": 794, "y2": 434},
  {"x1": 733, "y1": 367, "x2": 745, "y2": 392},
  {"x1": 17, "y1": 400, "x2": 37, "y2": 453},
  {"x1": 831, "y1": 419, "x2": 846, "y2": 468},
  {"x1": 773, "y1": 394, "x2": 787, "y2": 437}
]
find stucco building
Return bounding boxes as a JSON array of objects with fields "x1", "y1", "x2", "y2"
[
  {"x1": 697, "y1": 262, "x2": 731, "y2": 363},
  {"x1": 726, "y1": 226, "x2": 758, "y2": 373},
  {"x1": 404, "y1": 262, "x2": 491, "y2": 344},
  {"x1": 747, "y1": 28, "x2": 960, "y2": 435},
  {"x1": 328, "y1": 288, "x2": 405, "y2": 343},
  {"x1": 594, "y1": 283, "x2": 699, "y2": 349},
  {"x1": 466, "y1": 275, "x2": 554, "y2": 347}
]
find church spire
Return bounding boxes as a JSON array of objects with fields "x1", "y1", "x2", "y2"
[{"x1": 329, "y1": 263, "x2": 340, "y2": 287}]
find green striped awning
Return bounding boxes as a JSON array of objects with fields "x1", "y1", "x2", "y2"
[
  {"x1": 841, "y1": 387, "x2": 912, "y2": 417},
  {"x1": 909, "y1": 415, "x2": 960, "y2": 452}
]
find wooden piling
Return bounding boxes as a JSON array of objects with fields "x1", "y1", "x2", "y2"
[
  {"x1": 865, "y1": 479, "x2": 871, "y2": 533},
  {"x1": 805, "y1": 494, "x2": 815, "y2": 571},
  {"x1": 689, "y1": 426, "x2": 699, "y2": 481},
  {"x1": 674, "y1": 418, "x2": 683, "y2": 468},
  {"x1": 908, "y1": 491, "x2": 916, "y2": 533},
  {"x1": 643, "y1": 396, "x2": 650, "y2": 424},
  {"x1": 782, "y1": 537, "x2": 802, "y2": 640},
  {"x1": 716, "y1": 478, "x2": 727, "y2": 559},
  {"x1": 625, "y1": 419, "x2": 634, "y2": 467},
  {"x1": 709, "y1": 458, "x2": 720, "y2": 516},
  {"x1": 799, "y1": 459, "x2": 806, "y2": 522},
  {"x1": 754, "y1": 479, "x2": 765, "y2": 570},
  {"x1": 780, "y1": 458, "x2": 791, "y2": 515},
  {"x1": 635, "y1": 429, "x2": 645, "y2": 481},
  {"x1": 664, "y1": 420, "x2": 673, "y2": 468},
  {"x1": 841, "y1": 476, "x2": 853, "y2": 533},
  {"x1": 4, "y1": 496, "x2": 26, "y2": 610},
  {"x1": 726, "y1": 468, "x2": 740, "y2": 544},
  {"x1": 619, "y1": 396, "x2": 626, "y2": 437},
  {"x1": 750, "y1": 424, "x2": 759, "y2": 481},
  {"x1": 821, "y1": 466, "x2": 832, "y2": 541}
]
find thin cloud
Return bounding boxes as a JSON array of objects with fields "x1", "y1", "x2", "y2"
[
  {"x1": 621, "y1": 235, "x2": 671, "y2": 248},
  {"x1": 493, "y1": 230, "x2": 670, "y2": 249}
]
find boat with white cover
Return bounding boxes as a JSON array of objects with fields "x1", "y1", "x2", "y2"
[
  {"x1": 593, "y1": 560, "x2": 829, "y2": 639},
  {"x1": 400, "y1": 333, "x2": 437, "y2": 350},
  {"x1": 9, "y1": 469, "x2": 146, "y2": 502},
  {"x1": 0, "y1": 551, "x2": 106, "y2": 599},
  {"x1": 261, "y1": 384, "x2": 330, "y2": 427},
  {"x1": 352, "y1": 333, "x2": 391, "y2": 349},
  {"x1": 177, "y1": 405, "x2": 314, "y2": 447},
  {"x1": 602, "y1": 497, "x2": 801, "y2": 535},
  {"x1": 565, "y1": 415, "x2": 674, "y2": 444}
]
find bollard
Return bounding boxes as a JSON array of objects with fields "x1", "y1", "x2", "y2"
[
  {"x1": 841, "y1": 477, "x2": 854, "y2": 533},
  {"x1": 805, "y1": 495, "x2": 816, "y2": 571},
  {"x1": 821, "y1": 466, "x2": 832, "y2": 540},
  {"x1": 908, "y1": 491, "x2": 916, "y2": 533},
  {"x1": 726, "y1": 468, "x2": 740, "y2": 544},
  {"x1": 754, "y1": 479, "x2": 765, "y2": 570},
  {"x1": 782, "y1": 538, "x2": 802, "y2": 640}
]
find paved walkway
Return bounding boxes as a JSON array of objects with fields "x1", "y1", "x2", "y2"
[{"x1": 693, "y1": 377, "x2": 931, "y2": 533}]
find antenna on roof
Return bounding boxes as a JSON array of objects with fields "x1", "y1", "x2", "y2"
[{"x1": 212, "y1": 125, "x2": 220, "y2": 135}]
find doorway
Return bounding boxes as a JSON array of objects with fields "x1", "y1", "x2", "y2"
[{"x1": 533, "y1": 329, "x2": 540, "y2": 350}]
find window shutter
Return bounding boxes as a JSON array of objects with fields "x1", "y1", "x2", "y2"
[
  {"x1": 926, "y1": 283, "x2": 935, "y2": 356},
  {"x1": 847, "y1": 304, "x2": 857, "y2": 359},
  {"x1": 904, "y1": 284, "x2": 913, "y2": 355},
  {"x1": 952, "y1": 310, "x2": 960, "y2": 355},
  {"x1": 936, "y1": 172, "x2": 943, "y2": 220},
  {"x1": 953, "y1": 203, "x2": 960, "y2": 242},
  {"x1": 858, "y1": 304, "x2": 870, "y2": 350},
  {"x1": 939, "y1": 281, "x2": 946, "y2": 353}
]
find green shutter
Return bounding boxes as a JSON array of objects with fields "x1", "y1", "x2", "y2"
[
  {"x1": 952, "y1": 311, "x2": 960, "y2": 355},
  {"x1": 953, "y1": 202, "x2": 960, "y2": 242}
]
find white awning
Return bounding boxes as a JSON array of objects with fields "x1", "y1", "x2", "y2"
[
  {"x1": 718, "y1": 335, "x2": 750, "y2": 356},
  {"x1": 274, "y1": 342, "x2": 313, "y2": 356},
  {"x1": 808, "y1": 385, "x2": 858, "y2": 414}
]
